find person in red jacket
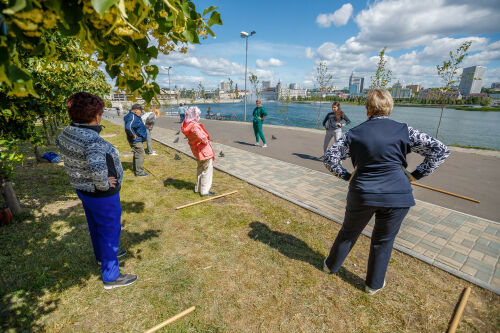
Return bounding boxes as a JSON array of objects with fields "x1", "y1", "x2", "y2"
[{"x1": 182, "y1": 106, "x2": 215, "y2": 196}]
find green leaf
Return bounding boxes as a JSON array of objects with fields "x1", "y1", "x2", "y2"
[
  {"x1": 152, "y1": 82, "x2": 160, "y2": 94},
  {"x1": 181, "y1": 29, "x2": 194, "y2": 42},
  {"x1": 91, "y1": 0, "x2": 119, "y2": 15},
  {"x1": 202, "y1": 6, "x2": 218, "y2": 16},
  {"x1": 127, "y1": 79, "x2": 143, "y2": 91},
  {"x1": 2, "y1": 0, "x2": 27, "y2": 15},
  {"x1": 8, "y1": 65, "x2": 30, "y2": 82},
  {"x1": 147, "y1": 46, "x2": 158, "y2": 58},
  {"x1": 207, "y1": 11, "x2": 222, "y2": 26}
]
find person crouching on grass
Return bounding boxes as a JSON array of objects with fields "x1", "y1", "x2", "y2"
[
  {"x1": 322, "y1": 88, "x2": 450, "y2": 295},
  {"x1": 182, "y1": 106, "x2": 215, "y2": 196},
  {"x1": 56, "y1": 92, "x2": 137, "y2": 290}
]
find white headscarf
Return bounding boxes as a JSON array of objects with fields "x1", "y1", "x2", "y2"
[{"x1": 183, "y1": 106, "x2": 201, "y2": 124}]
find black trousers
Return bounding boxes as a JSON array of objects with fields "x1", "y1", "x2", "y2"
[{"x1": 325, "y1": 198, "x2": 409, "y2": 289}]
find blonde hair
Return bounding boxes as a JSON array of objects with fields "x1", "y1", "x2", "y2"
[
  {"x1": 153, "y1": 107, "x2": 161, "y2": 117},
  {"x1": 366, "y1": 88, "x2": 393, "y2": 117}
]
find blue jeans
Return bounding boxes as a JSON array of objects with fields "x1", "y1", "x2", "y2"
[
  {"x1": 77, "y1": 191, "x2": 122, "y2": 282},
  {"x1": 325, "y1": 197, "x2": 409, "y2": 289}
]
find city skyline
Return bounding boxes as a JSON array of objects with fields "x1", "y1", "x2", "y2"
[{"x1": 139, "y1": 0, "x2": 500, "y2": 91}]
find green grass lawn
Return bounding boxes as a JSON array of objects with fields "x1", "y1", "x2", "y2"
[{"x1": 1, "y1": 120, "x2": 498, "y2": 332}]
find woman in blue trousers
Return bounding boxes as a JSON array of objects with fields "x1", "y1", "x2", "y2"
[
  {"x1": 56, "y1": 92, "x2": 138, "y2": 290},
  {"x1": 322, "y1": 88, "x2": 450, "y2": 294}
]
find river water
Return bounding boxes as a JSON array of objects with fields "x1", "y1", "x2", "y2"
[{"x1": 166, "y1": 102, "x2": 500, "y2": 150}]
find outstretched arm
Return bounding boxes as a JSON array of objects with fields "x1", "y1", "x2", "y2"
[
  {"x1": 323, "y1": 133, "x2": 352, "y2": 181},
  {"x1": 408, "y1": 126, "x2": 450, "y2": 180}
]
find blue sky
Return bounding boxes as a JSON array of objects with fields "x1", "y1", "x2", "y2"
[{"x1": 151, "y1": 0, "x2": 500, "y2": 90}]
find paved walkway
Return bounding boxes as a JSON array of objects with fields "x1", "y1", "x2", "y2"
[{"x1": 104, "y1": 113, "x2": 500, "y2": 294}]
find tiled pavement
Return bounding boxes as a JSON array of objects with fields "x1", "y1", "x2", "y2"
[{"x1": 104, "y1": 114, "x2": 500, "y2": 294}]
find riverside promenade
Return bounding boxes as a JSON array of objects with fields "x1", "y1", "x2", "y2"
[{"x1": 104, "y1": 113, "x2": 500, "y2": 295}]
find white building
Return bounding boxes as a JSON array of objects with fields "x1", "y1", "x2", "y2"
[
  {"x1": 220, "y1": 81, "x2": 230, "y2": 92},
  {"x1": 459, "y1": 65, "x2": 486, "y2": 96},
  {"x1": 261, "y1": 81, "x2": 272, "y2": 89}
]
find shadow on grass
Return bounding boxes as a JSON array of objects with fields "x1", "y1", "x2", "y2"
[
  {"x1": 248, "y1": 221, "x2": 364, "y2": 291},
  {"x1": 292, "y1": 153, "x2": 321, "y2": 161},
  {"x1": 122, "y1": 161, "x2": 133, "y2": 172},
  {"x1": 163, "y1": 178, "x2": 195, "y2": 190},
  {"x1": 0, "y1": 199, "x2": 159, "y2": 331},
  {"x1": 234, "y1": 141, "x2": 257, "y2": 147}
]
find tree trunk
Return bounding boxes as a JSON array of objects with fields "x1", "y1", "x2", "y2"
[
  {"x1": 435, "y1": 106, "x2": 445, "y2": 139},
  {"x1": 315, "y1": 103, "x2": 323, "y2": 129},
  {"x1": 42, "y1": 117, "x2": 53, "y2": 145},
  {"x1": 1, "y1": 179, "x2": 22, "y2": 215},
  {"x1": 49, "y1": 117, "x2": 56, "y2": 135},
  {"x1": 34, "y1": 144, "x2": 43, "y2": 164},
  {"x1": 52, "y1": 117, "x2": 58, "y2": 133}
]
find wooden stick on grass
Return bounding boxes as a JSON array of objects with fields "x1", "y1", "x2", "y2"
[
  {"x1": 447, "y1": 287, "x2": 471, "y2": 333},
  {"x1": 143, "y1": 306, "x2": 196, "y2": 333},
  {"x1": 176, "y1": 191, "x2": 238, "y2": 210},
  {"x1": 411, "y1": 182, "x2": 480, "y2": 203}
]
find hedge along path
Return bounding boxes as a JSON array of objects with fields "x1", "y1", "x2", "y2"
[{"x1": 176, "y1": 191, "x2": 238, "y2": 210}]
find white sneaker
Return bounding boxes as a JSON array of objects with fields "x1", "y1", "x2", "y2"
[
  {"x1": 254, "y1": 143, "x2": 259, "y2": 146},
  {"x1": 149, "y1": 152, "x2": 158, "y2": 156},
  {"x1": 262, "y1": 144, "x2": 268, "y2": 148},
  {"x1": 365, "y1": 280, "x2": 386, "y2": 295},
  {"x1": 323, "y1": 258, "x2": 332, "y2": 274}
]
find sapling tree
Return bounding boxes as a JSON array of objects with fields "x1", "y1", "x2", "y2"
[
  {"x1": 369, "y1": 47, "x2": 392, "y2": 89},
  {"x1": 249, "y1": 72, "x2": 260, "y2": 100},
  {"x1": 278, "y1": 88, "x2": 291, "y2": 125},
  {"x1": 435, "y1": 41, "x2": 472, "y2": 139},
  {"x1": 314, "y1": 61, "x2": 333, "y2": 128}
]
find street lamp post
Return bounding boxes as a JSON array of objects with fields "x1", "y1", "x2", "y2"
[
  {"x1": 166, "y1": 66, "x2": 172, "y2": 107},
  {"x1": 240, "y1": 30, "x2": 255, "y2": 122}
]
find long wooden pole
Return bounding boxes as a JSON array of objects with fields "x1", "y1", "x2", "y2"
[
  {"x1": 448, "y1": 287, "x2": 471, "y2": 333},
  {"x1": 411, "y1": 182, "x2": 480, "y2": 203},
  {"x1": 143, "y1": 306, "x2": 195, "y2": 333},
  {"x1": 175, "y1": 191, "x2": 238, "y2": 210}
]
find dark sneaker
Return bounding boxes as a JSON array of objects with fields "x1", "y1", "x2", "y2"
[
  {"x1": 98, "y1": 249, "x2": 127, "y2": 265},
  {"x1": 117, "y1": 249, "x2": 127, "y2": 258},
  {"x1": 103, "y1": 274, "x2": 138, "y2": 290},
  {"x1": 200, "y1": 191, "x2": 216, "y2": 197},
  {"x1": 136, "y1": 173, "x2": 149, "y2": 177}
]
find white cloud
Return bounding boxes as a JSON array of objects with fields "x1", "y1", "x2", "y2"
[
  {"x1": 154, "y1": 52, "x2": 245, "y2": 77},
  {"x1": 305, "y1": 47, "x2": 315, "y2": 59},
  {"x1": 256, "y1": 58, "x2": 285, "y2": 68},
  {"x1": 316, "y1": 4, "x2": 354, "y2": 28},
  {"x1": 346, "y1": 0, "x2": 500, "y2": 52}
]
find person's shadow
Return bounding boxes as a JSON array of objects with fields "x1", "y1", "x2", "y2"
[
  {"x1": 247, "y1": 221, "x2": 365, "y2": 290},
  {"x1": 234, "y1": 141, "x2": 258, "y2": 147},
  {"x1": 163, "y1": 178, "x2": 196, "y2": 190},
  {"x1": 292, "y1": 153, "x2": 322, "y2": 161}
]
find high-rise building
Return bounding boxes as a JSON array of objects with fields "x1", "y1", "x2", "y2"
[
  {"x1": 406, "y1": 84, "x2": 422, "y2": 94},
  {"x1": 261, "y1": 81, "x2": 271, "y2": 89},
  {"x1": 390, "y1": 82, "x2": 412, "y2": 99},
  {"x1": 459, "y1": 65, "x2": 486, "y2": 96},
  {"x1": 289, "y1": 83, "x2": 299, "y2": 89},
  {"x1": 220, "y1": 81, "x2": 230, "y2": 92},
  {"x1": 349, "y1": 72, "x2": 364, "y2": 94}
]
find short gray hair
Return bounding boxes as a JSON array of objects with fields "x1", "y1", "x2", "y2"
[{"x1": 366, "y1": 88, "x2": 393, "y2": 117}]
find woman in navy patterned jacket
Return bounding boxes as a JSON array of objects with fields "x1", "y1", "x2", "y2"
[
  {"x1": 56, "y1": 92, "x2": 137, "y2": 290},
  {"x1": 322, "y1": 88, "x2": 450, "y2": 295}
]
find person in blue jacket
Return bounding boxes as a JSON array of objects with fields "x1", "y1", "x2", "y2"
[
  {"x1": 322, "y1": 88, "x2": 450, "y2": 295},
  {"x1": 124, "y1": 104, "x2": 149, "y2": 177}
]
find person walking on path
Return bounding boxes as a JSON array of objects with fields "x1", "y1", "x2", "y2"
[
  {"x1": 322, "y1": 88, "x2": 450, "y2": 295},
  {"x1": 182, "y1": 106, "x2": 216, "y2": 196},
  {"x1": 56, "y1": 92, "x2": 137, "y2": 290},
  {"x1": 178, "y1": 103, "x2": 186, "y2": 123},
  {"x1": 124, "y1": 104, "x2": 149, "y2": 177},
  {"x1": 322, "y1": 102, "x2": 351, "y2": 154},
  {"x1": 141, "y1": 107, "x2": 161, "y2": 156},
  {"x1": 252, "y1": 99, "x2": 267, "y2": 147}
]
